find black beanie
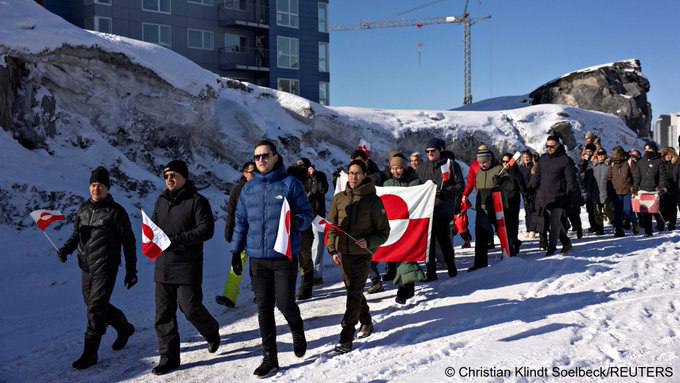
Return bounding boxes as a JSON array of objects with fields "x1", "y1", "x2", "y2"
[
  {"x1": 426, "y1": 138, "x2": 445, "y2": 151},
  {"x1": 163, "y1": 160, "x2": 189, "y2": 179},
  {"x1": 89, "y1": 166, "x2": 111, "y2": 188}
]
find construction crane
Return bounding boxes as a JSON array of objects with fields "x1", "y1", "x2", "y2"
[{"x1": 332, "y1": 0, "x2": 490, "y2": 105}]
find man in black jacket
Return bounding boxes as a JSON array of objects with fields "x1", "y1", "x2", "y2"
[
  {"x1": 635, "y1": 142, "x2": 666, "y2": 236},
  {"x1": 530, "y1": 136, "x2": 577, "y2": 256},
  {"x1": 416, "y1": 138, "x2": 464, "y2": 280},
  {"x1": 295, "y1": 158, "x2": 329, "y2": 300},
  {"x1": 57, "y1": 167, "x2": 137, "y2": 370},
  {"x1": 151, "y1": 160, "x2": 220, "y2": 375}
]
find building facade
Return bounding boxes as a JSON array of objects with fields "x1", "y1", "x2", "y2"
[
  {"x1": 654, "y1": 114, "x2": 680, "y2": 151},
  {"x1": 44, "y1": 0, "x2": 330, "y2": 104}
]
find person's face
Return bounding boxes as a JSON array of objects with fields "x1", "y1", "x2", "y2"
[
  {"x1": 390, "y1": 165, "x2": 405, "y2": 179},
  {"x1": 410, "y1": 156, "x2": 421, "y2": 169},
  {"x1": 254, "y1": 144, "x2": 278, "y2": 174},
  {"x1": 585, "y1": 137, "x2": 593, "y2": 144},
  {"x1": 347, "y1": 164, "x2": 366, "y2": 189},
  {"x1": 584, "y1": 149, "x2": 594, "y2": 158},
  {"x1": 596, "y1": 153, "x2": 606, "y2": 162},
  {"x1": 502, "y1": 155, "x2": 511, "y2": 166},
  {"x1": 665, "y1": 153, "x2": 673, "y2": 162},
  {"x1": 644, "y1": 146, "x2": 654, "y2": 153},
  {"x1": 89, "y1": 182, "x2": 108, "y2": 202},
  {"x1": 545, "y1": 140, "x2": 559, "y2": 154},
  {"x1": 479, "y1": 159, "x2": 491, "y2": 170},
  {"x1": 522, "y1": 153, "x2": 531, "y2": 164},
  {"x1": 426, "y1": 148, "x2": 441, "y2": 161},
  {"x1": 164, "y1": 171, "x2": 186, "y2": 191},
  {"x1": 243, "y1": 166, "x2": 255, "y2": 182}
]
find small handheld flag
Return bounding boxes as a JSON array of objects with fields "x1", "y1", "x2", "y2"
[{"x1": 141, "y1": 209, "x2": 171, "y2": 261}]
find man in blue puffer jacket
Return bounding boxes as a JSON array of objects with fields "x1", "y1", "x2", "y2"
[{"x1": 231, "y1": 139, "x2": 313, "y2": 378}]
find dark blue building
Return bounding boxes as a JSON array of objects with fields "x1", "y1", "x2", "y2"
[{"x1": 43, "y1": 0, "x2": 330, "y2": 104}]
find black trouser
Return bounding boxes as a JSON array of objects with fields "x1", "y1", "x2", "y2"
[
  {"x1": 251, "y1": 258, "x2": 303, "y2": 355},
  {"x1": 81, "y1": 271, "x2": 129, "y2": 339},
  {"x1": 661, "y1": 193, "x2": 678, "y2": 230},
  {"x1": 473, "y1": 210, "x2": 494, "y2": 268},
  {"x1": 426, "y1": 216, "x2": 456, "y2": 277},
  {"x1": 566, "y1": 208, "x2": 583, "y2": 234},
  {"x1": 505, "y1": 197, "x2": 521, "y2": 253},
  {"x1": 586, "y1": 201, "x2": 602, "y2": 230},
  {"x1": 523, "y1": 195, "x2": 537, "y2": 232},
  {"x1": 299, "y1": 228, "x2": 315, "y2": 293},
  {"x1": 546, "y1": 206, "x2": 570, "y2": 249},
  {"x1": 339, "y1": 254, "x2": 372, "y2": 343},
  {"x1": 155, "y1": 282, "x2": 219, "y2": 360}
]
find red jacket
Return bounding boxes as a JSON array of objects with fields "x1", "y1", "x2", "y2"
[{"x1": 463, "y1": 160, "x2": 480, "y2": 198}]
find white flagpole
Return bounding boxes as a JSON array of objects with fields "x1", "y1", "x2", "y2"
[{"x1": 42, "y1": 231, "x2": 59, "y2": 251}]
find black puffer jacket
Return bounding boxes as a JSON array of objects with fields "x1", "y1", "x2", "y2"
[
  {"x1": 61, "y1": 195, "x2": 136, "y2": 277},
  {"x1": 636, "y1": 152, "x2": 665, "y2": 192},
  {"x1": 153, "y1": 181, "x2": 215, "y2": 284},
  {"x1": 529, "y1": 145, "x2": 577, "y2": 211},
  {"x1": 224, "y1": 177, "x2": 247, "y2": 243},
  {"x1": 416, "y1": 153, "x2": 464, "y2": 219}
]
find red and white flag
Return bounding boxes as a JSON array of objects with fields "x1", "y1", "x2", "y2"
[
  {"x1": 492, "y1": 191, "x2": 512, "y2": 258},
  {"x1": 274, "y1": 197, "x2": 293, "y2": 261},
  {"x1": 334, "y1": 170, "x2": 348, "y2": 195},
  {"x1": 312, "y1": 215, "x2": 338, "y2": 246},
  {"x1": 30, "y1": 210, "x2": 65, "y2": 231},
  {"x1": 505, "y1": 151, "x2": 522, "y2": 169},
  {"x1": 141, "y1": 209, "x2": 171, "y2": 261},
  {"x1": 373, "y1": 181, "x2": 437, "y2": 263},
  {"x1": 632, "y1": 192, "x2": 660, "y2": 214},
  {"x1": 440, "y1": 159, "x2": 452, "y2": 182}
]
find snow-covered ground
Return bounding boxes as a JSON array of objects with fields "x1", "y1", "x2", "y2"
[{"x1": 2, "y1": 210, "x2": 680, "y2": 383}]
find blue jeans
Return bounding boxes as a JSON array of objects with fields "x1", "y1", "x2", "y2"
[{"x1": 613, "y1": 194, "x2": 637, "y2": 229}]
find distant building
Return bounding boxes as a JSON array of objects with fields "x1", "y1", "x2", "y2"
[
  {"x1": 654, "y1": 113, "x2": 679, "y2": 151},
  {"x1": 43, "y1": 0, "x2": 330, "y2": 104}
]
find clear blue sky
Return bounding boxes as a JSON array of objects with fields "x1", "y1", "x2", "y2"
[{"x1": 329, "y1": 0, "x2": 679, "y2": 121}]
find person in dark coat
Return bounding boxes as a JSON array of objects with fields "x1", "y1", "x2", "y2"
[
  {"x1": 231, "y1": 140, "x2": 313, "y2": 378},
  {"x1": 57, "y1": 166, "x2": 137, "y2": 370},
  {"x1": 635, "y1": 142, "x2": 666, "y2": 236},
  {"x1": 151, "y1": 160, "x2": 220, "y2": 375},
  {"x1": 216, "y1": 161, "x2": 256, "y2": 307},
  {"x1": 295, "y1": 158, "x2": 329, "y2": 299},
  {"x1": 580, "y1": 143, "x2": 600, "y2": 234},
  {"x1": 530, "y1": 136, "x2": 576, "y2": 256},
  {"x1": 501, "y1": 152, "x2": 526, "y2": 255},
  {"x1": 659, "y1": 147, "x2": 679, "y2": 231},
  {"x1": 416, "y1": 138, "x2": 463, "y2": 280},
  {"x1": 608, "y1": 146, "x2": 639, "y2": 237},
  {"x1": 518, "y1": 150, "x2": 538, "y2": 238}
]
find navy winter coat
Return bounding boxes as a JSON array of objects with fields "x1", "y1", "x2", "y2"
[{"x1": 231, "y1": 162, "x2": 313, "y2": 260}]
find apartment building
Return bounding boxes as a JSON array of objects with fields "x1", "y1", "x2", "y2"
[{"x1": 44, "y1": 0, "x2": 331, "y2": 104}]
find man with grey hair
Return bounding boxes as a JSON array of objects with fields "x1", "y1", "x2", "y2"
[{"x1": 410, "y1": 152, "x2": 422, "y2": 170}]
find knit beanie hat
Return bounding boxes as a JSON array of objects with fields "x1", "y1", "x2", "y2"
[
  {"x1": 89, "y1": 166, "x2": 110, "y2": 188},
  {"x1": 389, "y1": 155, "x2": 408, "y2": 169},
  {"x1": 476, "y1": 144, "x2": 493, "y2": 162},
  {"x1": 163, "y1": 160, "x2": 189, "y2": 179},
  {"x1": 426, "y1": 138, "x2": 445, "y2": 151}
]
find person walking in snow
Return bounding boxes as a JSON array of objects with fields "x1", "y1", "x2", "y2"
[
  {"x1": 608, "y1": 146, "x2": 639, "y2": 237},
  {"x1": 151, "y1": 160, "x2": 220, "y2": 375},
  {"x1": 530, "y1": 136, "x2": 576, "y2": 256},
  {"x1": 416, "y1": 138, "x2": 462, "y2": 280},
  {"x1": 231, "y1": 140, "x2": 313, "y2": 378},
  {"x1": 216, "y1": 161, "x2": 256, "y2": 308},
  {"x1": 57, "y1": 166, "x2": 137, "y2": 370},
  {"x1": 295, "y1": 158, "x2": 329, "y2": 300},
  {"x1": 500, "y1": 152, "x2": 526, "y2": 255},
  {"x1": 518, "y1": 150, "x2": 538, "y2": 239},
  {"x1": 635, "y1": 142, "x2": 666, "y2": 236},
  {"x1": 659, "y1": 147, "x2": 679, "y2": 231},
  {"x1": 327, "y1": 159, "x2": 390, "y2": 353},
  {"x1": 583, "y1": 148, "x2": 611, "y2": 235}
]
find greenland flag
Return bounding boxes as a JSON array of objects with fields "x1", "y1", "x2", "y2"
[
  {"x1": 373, "y1": 181, "x2": 437, "y2": 263},
  {"x1": 273, "y1": 197, "x2": 293, "y2": 261},
  {"x1": 30, "y1": 210, "x2": 65, "y2": 231},
  {"x1": 440, "y1": 159, "x2": 451, "y2": 182},
  {"x1": 141, "y1": 209, "x2": 171, "y2": 261},
  {"x1": 312, "y1": 215, "x2": 336, "y2": 246}
]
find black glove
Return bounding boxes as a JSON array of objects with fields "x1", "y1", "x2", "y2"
[
  {"x1": 57, "y1": 249, "x2": 67, "y2": 263},
  {"x1": 231, "y1": 252, "x2": 243, "y2": 276},
  {"x1": 124, "y1": 273, "x2": 138, "y2": 289}
]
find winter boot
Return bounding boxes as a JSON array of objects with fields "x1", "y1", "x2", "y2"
[
  {"x1": 539, "y1": 234, "x2": 548, "y2": 250},
  {"x1": 544, "y1": 246, "x2": 557, "y2": 257},
  {"x1": 72, "y1": 335, "x2": 101, "y2": 370},
  {"x1": 152, "y1": 355, "x2": 180, "y2": 375},
  {"x1": 112, "y1": 323, "x2": 135, "y2": 351},
  {"x1": 334, "y1": 341, "x2": 352, "y2": 354},
  {"x1": 296, "y1": 273, "x2": 314, "y2": 301},
  {"x1": 253, "y1": 353, "x2": 279, "y2": 378},
  {"x1": 291, "y1": 325, "x2": 307, "y2": 358},
  {"x1": 215, "y1": 295, "x2": 236, "y2": 307},
  {"x1": 357, "y1": 323, "x2": 374, "y2": 339},
  {"x1": 367, "y1": 281, "x2": 384, "y2": 294},
  {"x1": 614, "y1": 228, "x2": 625, "y2": 237},
  {"x1": 560, "y1": 240, "x2": 573, "y2": 254},
  {"x1": 632, "y1": 223, "x2": 640, "y2": 235},
  {"x1": 207, "y1": 333, "x2": 220, "y2": 353}
]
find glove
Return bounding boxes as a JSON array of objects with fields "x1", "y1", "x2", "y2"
[
  {"x1": 231, "y1": 252, "x2": 243, "y2": 276},
  {"x1": 57, "y1": 249, "x2": 67, "y2": 263},
  {"x1": 124, "y1": 273, "x2": 138, "y2": 289}
]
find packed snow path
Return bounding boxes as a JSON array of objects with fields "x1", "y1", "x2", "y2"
[{"x1": 2, "y1": 217, "x2": 679, "y2": 383}]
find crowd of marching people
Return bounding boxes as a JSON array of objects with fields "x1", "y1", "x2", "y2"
[{"x1": 53, "y1": 124, "x2": 680, "y2": 378}]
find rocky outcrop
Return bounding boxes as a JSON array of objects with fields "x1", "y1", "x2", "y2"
[{"x1": 530, "y1": 59, "x2": 652, "y2": 137}]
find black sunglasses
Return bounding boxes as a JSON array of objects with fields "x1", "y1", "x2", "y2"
[
  {"x1": 254, "y1": 152, "x2": 273, "y2": 161},
  {"x1": 425, "y1": 149, "x2": 438, "y2": 153}
]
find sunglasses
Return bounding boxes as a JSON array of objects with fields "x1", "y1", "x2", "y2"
[
  {"x1": 545, "y1": 145, "x2": 557, "y2": 149},
  {"x1": 254, "y1": 152, "x2": 272, "y2": 161}
]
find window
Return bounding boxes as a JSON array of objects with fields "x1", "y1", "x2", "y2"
[
  {"x1": 318, "y1": 2, "x2": 328, "y2": 33},
  {"x1": 187, "y1": 0, "x2": 213, "y2": 5},
  {"x1": 278, "y1": 78, "x2": 300, "y2": 95},
  {"x1": 276, "y1": 0, "x2": 299, "y2": 28},
  {"x1": 224, "y1": 33, "x2": 248, "y2": 52},
  {"x1": 224, "y1": 0, "x2": 247, "y2": 10},
  {"x1": 142, "y1": 23, "x2": 172, "y2": 47},
  {"x1": 318, "y1": 41, "x2": 329, "y2": 72},
  {"x1": 319, "y1": 81, "x2": 329, "y2": 105},
  {"x1": 277, "y1": 36, "x2": 299, "y2": 69},
  {"x1": 94, "y1": 16, "x2": 112, "y2": 33},
  {"x1": 187, "y1": 29, "x2": 214, "y2": 50},
  {"x1": 142, "y1": 0, "x2": 171, "y2": 14},
  {"x1": 95, "y1": 0, "x2": 112, "y2": 5}
]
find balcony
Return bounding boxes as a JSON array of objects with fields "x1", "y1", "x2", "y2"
[
  {"x1": 218, "y1": 2, "x2": 269, "y2": 29},
  {"x1": 219, "y1": 47, "x2": 270, "y2": 72}
]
